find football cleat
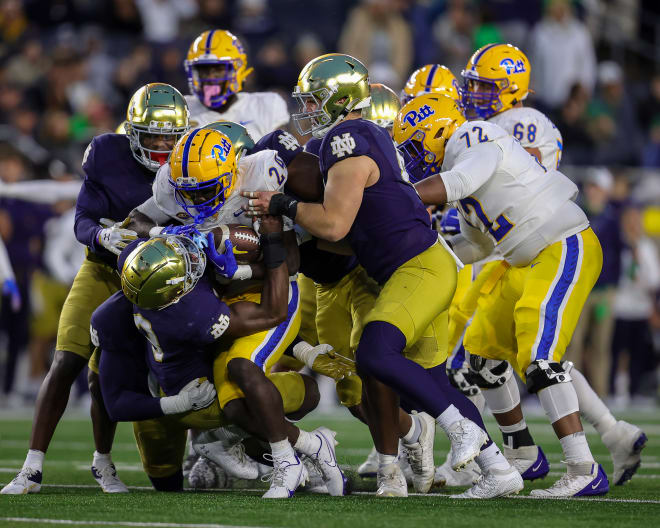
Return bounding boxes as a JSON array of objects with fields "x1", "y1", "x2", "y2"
[
  {"x1": 530, "y1": 462, "x2": 609, "y2": 498},
  {"x1": 434, "y1": 450, "x2": 481, "y2": 487},
  {"x1": 376, "y1": 462, "x2": 408, "y2": 497},
  {"x1": 398, "y1": 447, "x2": 413, "y2": 485},
  {"x1": 401, "y1": 412, "x2": 436, "y2": 493},
  {"x1": 451, "y1": 466, "x2": 523, "y2": 499},
  {"x1": 262, "y1": 452, "x2": 308, "y2": 499},
  {"x1": 304, "y1": 427, "x2": 347, "y2": 496},
  {"x1": 503, "y1": 445, "x2": 550, "y2": 481},
  {"x1": 300, "y1": 455, "x2": 328, "y2": 494},
  {"x1": 193, "y1": 431, "x2": 258, "y2": 480},
  {"x1": 91, "y1": 463, "x2": 129, "y2": 493},
  {"x1": 0, "y1": 467, "x2": 42, "y2": 494},
  {"x1": 601, "y1": 420, "x2": 647, "y2": 485},
  {"x1": 447, "y1": 419, "x2": 488, "y2": 471},
  {"x1": 358, "y1": 446, "x2": 378, "y2": 478},
  {"x1": 188, "y1": 457, "x2": 230, "y2": 489},
  {"x1": 182, "y1": 452, "x2": 199, "y2": 479}
]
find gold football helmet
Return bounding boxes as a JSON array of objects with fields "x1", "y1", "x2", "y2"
[
  {"x1": 393, "y1": 94, "x2": 466, "y2": 181},
  {"x1": 125, "y1": 83, "x2": 190, "y2": 172},
  {"x1": 292, "y1": 53, "x2": 371, "y2": 138},
  {"x1": 362, "y1": 83, "x2": 401, "y2": 130},
  {"x1": 401, "y1": 64, "x2": 460, "y2": 105},
  {"x1": 169, "y1": 128, "x2": 237, "y2": 220},
  {"x1": 121, "y1": 235, "x2": 206, "y2": 310},
  {"x1": 184, "y1": 29, "x2": 253, "y2": 109},
  {"x1": 461, "y1": 43, "x2": 531, "y2": 120},
  {"x1": 203, "y1": 121, "x2": 255, "y2": 159}
]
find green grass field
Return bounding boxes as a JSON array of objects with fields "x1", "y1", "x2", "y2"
[{"x1": 0, "y1": 410, "x2": 659, "y2": 528}]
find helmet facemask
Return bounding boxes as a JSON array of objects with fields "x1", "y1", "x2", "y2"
[
  {"x1": 292, "y1": 85, "x2": 338, "y2": 138},
  {"x1": 165, "y1": 235, "x2": 206, "y2": 298},
  {"x1": 127, "y1": 124, "x2": 186, "y2": 172},
  {"x1": 397, "y1": 129, "x2": 442, "y2": 183},
  {"x1": 171, "y1": 171, "x2": 235, "y2": 222},
  {"x1": 188, "y1": 60, "x2": 241, "y2": 109},
  {"x1": 460, "y1": 72, "x2": 511, "y2": 120}
]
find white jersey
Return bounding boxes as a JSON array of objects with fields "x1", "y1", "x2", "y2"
[
  {"x1": 139, "y1": 149, "x2": 291, "y2": 233},
  {"x1": 489, "y1": 107, "x2": 563, "y2": 170},
  {"x1": 185, "y1": 92, "x2": 289, "y2": 140},
  {"x1": 441, "y1": 120, "x2": 588, "y2": 267}
]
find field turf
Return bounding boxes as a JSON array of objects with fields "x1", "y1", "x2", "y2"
[{"x1": 0, "y1": 409, "x2": 659, "y2": 528}]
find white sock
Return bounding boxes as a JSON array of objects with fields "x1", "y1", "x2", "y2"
[
  {"x1": 559, "y1": 432, "x2": 594, "y2": 464},
  {"x1": 402, "y1": 413, "x2": 422, "y2": 444},
  {"x1": 270, "y1": 439, "x2": 294, "y2": 459},
  {"x1": 378, "y1": 452, "x2": 397, "y2": 470},
  {"x1": 93, "y1": 451, "x2": 112, "y2": 468},
  {"x1": 500, "y1": 419, "x2": 527, "y2": 434},
  {"x1": 571, "y1": 368, "x2": 617, "y2": 436},
  {"x1": 24, "y1": 449, "x2": 44, "y2": 470},
  {"x1": 293, "y1": 430, "x2": 320, "y2": 456},
  {"x1": 435, "y1": 404, "x2": 463, "y2": 433},
  {"x1": 475, "y1": 442, "x2": 511, "y2": 472}
]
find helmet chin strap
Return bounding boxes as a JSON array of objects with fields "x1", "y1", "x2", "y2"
[{"x1": 313, "y1": 96, "x2": 372, "y2": 138}]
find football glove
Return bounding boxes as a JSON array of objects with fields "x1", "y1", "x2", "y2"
[
  {"x1": 293, "y1": 341, "x2": 356, "y2": 381},
  {"x1": 2, "y1": 278, "x2": 21, "y2": 312},
  {"x1": 439, "y1": 208, "x2": 460, "y2": 235},
  {"x1": 160, "y1": 378, "x2": 216, "y2": 415},
  {"x1": 97, "y1": 218, "x2": 138, "y2": 255},
  {"x1": 204, "y1": 233, "x2": 239, "y2": 279},
  {"x1": 161, "y1": 224, "x2": 208, "y2": 250}
]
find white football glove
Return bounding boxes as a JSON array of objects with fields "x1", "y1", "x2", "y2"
[
  {"x1": 159, "y1": 378, "x2": 216, "y2": 415},
  {"x1": 97, "y1": 218, "x2": 138, "y2": 255},
  {"x1": 292, "y1": 341, "x2": 356, "y2": 381}
]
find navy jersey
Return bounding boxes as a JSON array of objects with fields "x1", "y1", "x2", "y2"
[
  {"x1": 304, "y1": 137, "x2": 322, "y2": 156},
  {"x1": 319, "y1": 119, "x2": 438, "y2": 284},
  {"x1": 250, "y1": 129, "x2": 303, "y2": 166},
  {"x1": 75, "y1": 134, "x2": 155, "y2": 266},
  {"x1": 133, "y1": 275, "x2": 231, "y2": 396}
]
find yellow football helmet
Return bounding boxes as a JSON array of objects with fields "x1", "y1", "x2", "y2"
[
  {"x1": 292, "y1": 53, "x2": 371, "y2": 138},
  {"x1": 121, "y1": 235, "x2": 206, "y2": 310},
  {"x1": 169, "y1": 128, "x2": 237, "y2": 220},
  {"x1": 461, "y1": 43, "x2": 530, "y2": 120},
  {"x1": 184, "y1": 29, "x2": 254, "y2": 109},
  {"x1": 393, "y1": 93, "x2": 466, "y2": 181},
  {"x1": 203, "y1": 121, "x2": 255, "y2": 159},
  {"x1": 362, "y1": 83, "x2": 401, "y2": 130},
  {"x1": 125, "y1": 83, "x2": 190, "y2": 172},
  {"x1": 401, "y1": 64, "x2": 460, "y2": 105}
]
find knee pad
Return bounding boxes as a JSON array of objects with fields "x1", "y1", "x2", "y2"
[
  {"x1": 537, "y1": 383, "x2": 580, "y2": 423},
  {"x1": 560, "y1": 359, "x2": 574, "y2": 375},
  {"x1": 480, "y1": 373, "x2": 520, "y2": 414},
  {"x1": 447, "y1": 367, "x2": 481, "y2": 397},
  {"x1": 468, "y1": 356, "x2": 513, "y2": 389},
  {"x1": 525, "y1": 360, "x2": 572, "y2": 394}
]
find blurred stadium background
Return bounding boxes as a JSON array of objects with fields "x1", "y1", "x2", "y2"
[{"x1": 0, "y1": 0, "x2": 660, "y2": 415}]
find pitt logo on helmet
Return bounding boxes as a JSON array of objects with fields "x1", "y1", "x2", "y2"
[
  {"x1": 499, "y1": 58, "x2": 526, "y2": 75},
  {"x1": 402, "y1": 104, "x2": 435, "y2": 127},
  {"x1": 169, "y1": 128, "x2": 237, "y2": 220}
]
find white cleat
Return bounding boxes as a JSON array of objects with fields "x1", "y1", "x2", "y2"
[
  {"x1": 376, "y1": 462, "x2": 408, "y2": 497},
  {"x1": 0, "y1": 467, "x2": 42, "y2": 494},
  {"x1": 262, "y1": 452, "x2": 308, "y2": 499},
  {"x1": 193, "y1": 431, "x2": 258, "y2": 480},
  {"x1": 358, "y1": 446, "x2": 378, "y2": 478},
  {"x1": 401, "y1": 412, "x2": 435, "y2": 493},
  {"x1": 530, "y1": 462, "x2": 609, "y2": 498},
  {"x1": 91, "y1": 464, "x2": 129, "y2": 493},
  {"x1": 187, "y1": 457, "x2": 231, "y2": 489},
  {"x1": 304, "y1": 427, "x2": 347, "y2": 496},
  {"x1": 398, "y1": 447, "x2": 413, "y2": 485},
  {"x1": 451, "y1": 466, "x2": 523, "y2": 499},
  {"x1": 601, "y1": 420, "x2": 647, "y2": 486},
  {"x1": 447, "y1": 419, "x2": 488, "y2": 471},
  {"x1": 434, "y1": 450, "x2": 481, "y2": 487},
  {"x1": 300, "y1": 455, "x2": 328, "y2": 494},
  {"x1": 182, "y1": 452, "x2": 199, "y2": 479}
]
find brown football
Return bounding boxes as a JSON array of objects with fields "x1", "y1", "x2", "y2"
[{"x1": 211, "y1": 224, "x2": 261, "y2": 264}]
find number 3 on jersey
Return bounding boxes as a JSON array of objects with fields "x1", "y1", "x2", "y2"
[
  {"x1": 134, "y1": 313, "x2": 164, "y2": 362},
  {"x1": 458, "y1": 196, "x2": 515, "y2": 243}
]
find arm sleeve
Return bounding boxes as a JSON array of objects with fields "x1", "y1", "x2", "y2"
[
  {"x1": 74, "y1": 140, "x2": 110, "y2": 250},
  {"x1": 440, "y1": 141, "x2": 502, "y2": 203},
  {"x1": 99, "y1": 346, "x2": 164, "y2": 422}
]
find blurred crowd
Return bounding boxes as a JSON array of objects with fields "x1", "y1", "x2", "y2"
[{"x1": 1, "y1": 0, "x2": 660, "y2": 410}]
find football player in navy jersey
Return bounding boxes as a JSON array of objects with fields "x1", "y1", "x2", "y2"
[
  {"x1": 243, "y1": 54, "x2": 522, "y2": 498},
  {"x1": 1, "y1": 83, "x2": 190, "y2": 496}
]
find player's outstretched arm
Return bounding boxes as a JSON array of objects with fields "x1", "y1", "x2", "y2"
[{"x1": 414, "y1": 174, "x2": 448, "y2": 206}]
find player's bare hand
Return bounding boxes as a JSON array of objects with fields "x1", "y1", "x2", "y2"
[
  {"x1": 258, "y1": 214, "x2": 283, "y2": 234},
  {"x1": 241, "y1": 190, "x2": 278, "y2": 217}
]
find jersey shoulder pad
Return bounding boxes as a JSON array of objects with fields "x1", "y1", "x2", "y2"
[
  {"x1": 320, "y1": 119, "x2": 375, "y2": 170},
  {"x1": 90, "y1": 291, "x2": 135, "y2": 349},
  {"x1": 239, "y1": 149, "x2": 287, "y2": 192},
  {"x1": 253, "y1": 129, "x2": 302, "y2": 166},
  {"x1": 82, "y1": 133, "x2": 131, "y2": 179},
  {"x1": 443, "y1": 120, "x2": 506, "y2": 169},
  {"x1": 304, "y1": 137, "x2": 322, "y2": 157},
  {"x1": 493, "y1": 108, "x2": 552, "y2": 143}
]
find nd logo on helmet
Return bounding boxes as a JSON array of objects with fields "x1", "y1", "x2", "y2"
[
  {"x1": 211, "y1": 138, "x2": 232, "y2": 161},
  {"x1": 499, "y1": 58, "x2": 526, "y2": 75},
  {"x1": 403, "y1": 104, "x2": 435, "y2": 127}
]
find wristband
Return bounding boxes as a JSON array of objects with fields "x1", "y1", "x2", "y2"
[
  {"x1": 269, "y1": 193, "x2": 298, "y2": 220},
  {"x1": 292, "y1": 341, "x2": 318, "y2": 369},
  {"x1": 261, "y1": 232, "x2": 287, "y2": 269}
]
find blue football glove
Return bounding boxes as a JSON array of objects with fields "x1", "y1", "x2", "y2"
[
  {"x1": 439, "y1": 208, "x2": 461, "y2": 235},
  {"x1": 2, "y1": 278, "x2": 21, "y2": 312},
  {"x1": 161, "y1": 223, "x2": 197, "y2": 236},
  {"x1": 204, "y1": 232, "x2": 238, "y2": 279}
]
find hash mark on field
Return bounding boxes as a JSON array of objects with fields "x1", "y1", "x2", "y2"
[{"x1": 0, "y1": 519, "x2": 268, "y2": 528}]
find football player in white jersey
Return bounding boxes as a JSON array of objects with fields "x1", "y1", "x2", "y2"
[
  {"x1": 455, "y1": 43, "x2": 646, "y2": 487},
  {"x1": 184, "y1": 30, "x2": 289, "y2": 139},
  {"x1": 394, "y1": 93, "x2": 608, "y2": 498}
]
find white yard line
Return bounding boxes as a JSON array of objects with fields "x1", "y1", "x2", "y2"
[{"x1": 0, "y1": 519, "x2": 267, "y2": 528}]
